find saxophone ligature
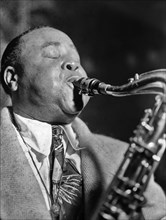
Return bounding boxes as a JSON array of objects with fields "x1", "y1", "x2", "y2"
[{"x1": 71, "y1": 69, "x2": 166, "y2": 220}]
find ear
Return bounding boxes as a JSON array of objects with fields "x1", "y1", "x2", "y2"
[{"x1": 4, "y1": 66, "x2": 18, "y2": 92}]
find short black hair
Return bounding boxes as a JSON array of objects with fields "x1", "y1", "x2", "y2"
[{"x1": 0, "y1": 26, "x2": 49, "y2": 94}]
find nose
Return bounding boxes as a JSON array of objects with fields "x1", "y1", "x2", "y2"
[{"x1": 62, "y1": 61, "x2": 79, "y2": 71}]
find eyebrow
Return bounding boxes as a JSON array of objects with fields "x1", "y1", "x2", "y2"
[{"x1": 41, "y1": 41, "x2": 77, "y2": 51}]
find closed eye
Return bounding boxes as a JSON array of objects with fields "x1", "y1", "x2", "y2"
[{"x1": 42, "y1": 45, "x2": 60, "y2": 59}]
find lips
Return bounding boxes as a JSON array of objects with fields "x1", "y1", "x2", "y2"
[
  {"x1": 61, "y1": 75, "x2": 90, "y2": 117},
  {"x1": 67, "y1": 75, "x2": 81, "y2": 82},
  {"x1": 66, "y1": 76, "x2": 81, "y2": 89},
  {"x1": 64, "y1": 76, "x2": 84, "y2": 112},
  {"x1": 66, "y1": 81, "x2": 74, "y2": 90},
  {"x1": 65, "y1": 76, "x2": 75, "y2": 90}
]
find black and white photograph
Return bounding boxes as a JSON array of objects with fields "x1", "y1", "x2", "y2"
[{"x1": 0, "y1": 1, "x2": 166, "y2": 219}]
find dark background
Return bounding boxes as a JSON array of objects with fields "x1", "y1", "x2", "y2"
[{"x1": 1, "y1": 0, "x2": 166, "y2": 193}]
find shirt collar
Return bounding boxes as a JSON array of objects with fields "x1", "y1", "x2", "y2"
[{"x1": 13, "y1": 113, "x2": 80, "y2": 157}]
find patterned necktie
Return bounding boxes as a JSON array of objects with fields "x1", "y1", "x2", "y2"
[
  {"x1": 50, "y1": 125, "x2": 83, "y2": 220},
  {"x1": 50, "y1": 125, "x2": 64, "y2": 218}
]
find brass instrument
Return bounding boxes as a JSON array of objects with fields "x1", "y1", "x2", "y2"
[{"x1": 71, "y1": 69, "x2": 166, "y2": 220}]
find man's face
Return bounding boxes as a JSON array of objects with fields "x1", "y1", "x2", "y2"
[{"x1": 14, "y1": 27, "x2": 90, "y2": 124}]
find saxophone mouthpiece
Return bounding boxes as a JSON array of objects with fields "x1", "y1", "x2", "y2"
[{"x1": 70, "y1": 77, "x2": 111, "y2": 96}]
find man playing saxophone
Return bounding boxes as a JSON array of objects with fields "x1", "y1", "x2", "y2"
[{"x1": 0, "y1": 26, "x2": 166, "y2": 220}]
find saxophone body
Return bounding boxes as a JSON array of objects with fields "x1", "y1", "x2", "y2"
[
  {"x1": 99, "y1": 94, "x2": 166, "y2": 220},
  {"x1": 71, "y1": 69, "x2": 166, "y2": 220}
]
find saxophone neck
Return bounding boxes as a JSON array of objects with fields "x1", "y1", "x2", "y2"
[
  {"x1": 106, "y1": 69, "x2": 166, "y2": 97},
  {"x1": 71, "y1": 69, "x2": 166, "y2": 97}
]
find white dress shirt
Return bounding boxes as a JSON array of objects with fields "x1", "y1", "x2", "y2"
[{"x1": 12, "y1": 113, "x2": 81, "y2": 210}]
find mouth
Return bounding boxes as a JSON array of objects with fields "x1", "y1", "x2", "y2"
[
  {"x1": 73, "y1": 85, "x2": 84, "y2": 111},
  {"x1": 66, "y1": 76, "x2": 80, "y2": 88},
  {"x1": 66, "y1": 76, "x2": 84, "y2": 112}
]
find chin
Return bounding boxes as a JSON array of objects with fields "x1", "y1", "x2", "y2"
[
  {"x1": 59, "y1": 111, "x2": 79, "y2": 125},
  {"x1": 62, "y1": 96, "x2": 85, "y2": 115},
  {"x1": 59, "y1": 103, "x2": 83, "y2": 123},
  {"x1": 63, "y1": 106, "x2": 82, "y2": 117}
]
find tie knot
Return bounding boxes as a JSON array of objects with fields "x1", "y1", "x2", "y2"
[{"x1": 52, "y1": 125, "x2": 63, "y2": 143}]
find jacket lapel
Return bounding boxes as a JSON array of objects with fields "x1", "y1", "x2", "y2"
[
  {"x1": 0, "y1": 107, "x2": 51, "y2": 219},
  {"x1": 72, "y1": 118, "x2": 107, "y2": 219},
  {"x1": 72, "y1": 117, "x2": 127, "y2": 220}
]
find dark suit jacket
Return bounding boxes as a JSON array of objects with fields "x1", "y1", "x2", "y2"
[{"x1": 1, "y1": 107, "x2": 166, "y2": 220}]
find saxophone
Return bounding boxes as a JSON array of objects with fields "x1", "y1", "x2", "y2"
[{"x1": 71, "y1": 69, "x2": 166, "y2": 220}]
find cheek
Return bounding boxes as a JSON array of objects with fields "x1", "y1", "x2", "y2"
[
  {"x1": 32, "y1": 66, "x2": 60, "y2": 94},
  {"x1": 21, "y1": 61, "x2": 63, "y2": 105}
]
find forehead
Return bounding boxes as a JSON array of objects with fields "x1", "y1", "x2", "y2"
[{"x1": 21, "y1": 28, "x2": 77, "y2": 55}]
